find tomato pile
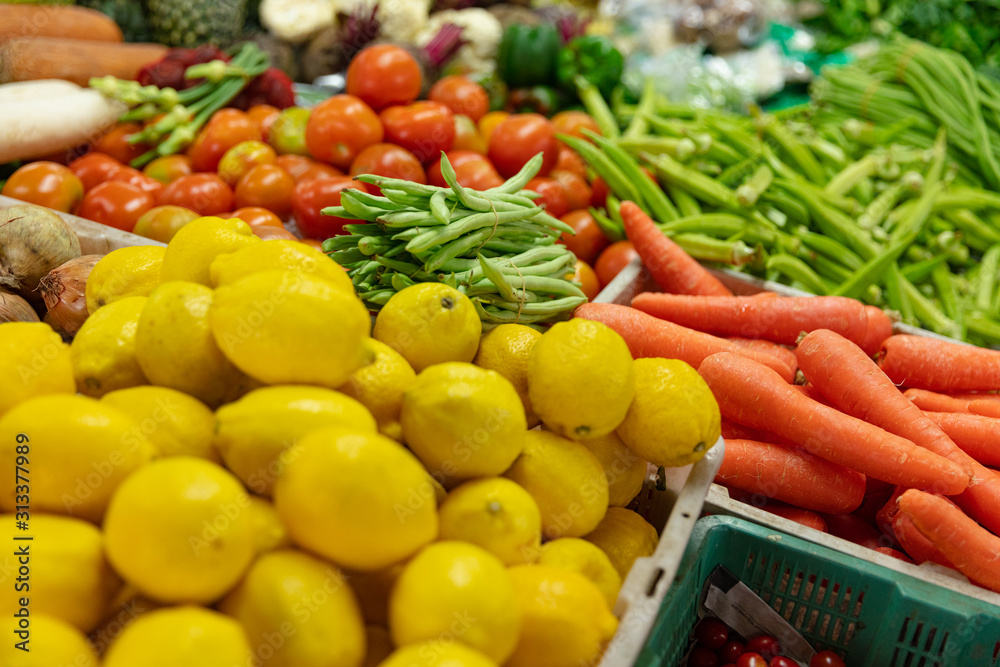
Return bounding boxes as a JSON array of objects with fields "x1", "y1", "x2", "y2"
[
  {"x1": 687, "y1": 618, "x2": 847, "y2": 667},
  {"x1": 0, "y1": 45, "x2": 639, "y2": 301}
]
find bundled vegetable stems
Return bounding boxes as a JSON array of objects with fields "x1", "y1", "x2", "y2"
[{"x1": 322, "y1": 154, "x2": 586, "y2": 329}]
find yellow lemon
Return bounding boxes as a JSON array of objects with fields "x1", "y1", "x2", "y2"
[
  {"x1": 89, "y1": 590, "x2": 163, "y2": 656},
  {"x1": 0, "y1": 394, "x2": 155, "y2": 521},
  {"x1": 0, "y1": 322, "x2": 74, "y2": 415},
  {"x1": 401, "y1": 363, "x2": 525, "y2": 481},
  {"x1": 583, "y1": 507, "x2": 659, "y2": 580},
  {"x1": 101, "y1": 385, "x2": 218, "y2": 461},
  {"x1": 506, "y1": 565, "x2": 618, "y2": 667},
  {"x1": 339, "y1": 338, "x2": 416, "y2": 441},
  {"x1": 527, "y1": 318, "x2": 634, "y2": 439},
  {"x1": 578, "y1": 431, "x2": 648, "y2": 507},
  {"x1": 135, "y1": 281, "x2": 257, "y2": 407},
  {"x1": 537, "y1": 538, "x2": 622, "y2": 610},
  {"x1": 363, "y1": 626, "x2": 395, "y2": 667},
  {"x1": 389, "y1": 541, "x2": 520, "y2": 663},
  {"x1": 438, "y1": 477, "x2": 541, "y2": 565},
  {"x1": 248, "y1": 495, "x2": 291, "y2": 555},
  {"x1": 103, "y1": 457, "x2": 255, "y2": 604},
  {"x1": 347, "y1": 563, "x2": 405, "y2": 627},
  {"x1": 504, "y1": 430, "x2": 608, "y2": 539},
  {"x1": 210, "y1": 270, "x2": 372, "y2": 387},
  {"x1": 210, "y1": 238, "x2": 355, "y2": 293},
  {"x1": 616, "y1": 358, "x2": 721, "y2": 467},
  {"x1": 0, "y1": 513, "x2": 120, "y2": 633},
  {"x1": 214, "y1": 385, "x2": 377, "y2": 496},
  {"x1": 101, "y1": 606, "x2": 252, "y2": 667},
  {"x1": 70, "y1": 295, "x2": 147, "y2": 397},
  {"x1": 220, "y1": 549, "x2": 366, "y2": 667},
  {"x1": 160, "y1": 215, "x2": 259, "y2": 286},
  {"x1": 373, "y1": 283, "x2": 480, "y2": 372},
  {"x1": 377, "y1": 641, "x2": 497, "y2": 667},
  {"x1": 85, "y1": 245, "x2": 166, "y2": 313},
  {"x1": 0, "y1": 613, "x2": 98, "y2": 667},
  {"x1": 473, "y1": 324, "x2": 542, "y2": 427},
  {"x1": 274, "y1": 428, "x2": 438, "y2": 571}
]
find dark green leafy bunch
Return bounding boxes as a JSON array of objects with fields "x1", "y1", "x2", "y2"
[{"x1": 321, "y1": 154, "x2": 587, "y2": 329}]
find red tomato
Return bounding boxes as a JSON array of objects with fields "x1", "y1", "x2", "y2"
[
  {"x1": 1, "y1": 162, "x2": 83, "y2": 213},
  {"x1": 769, "y1": 657, "x2": 797, "y2": 667},
  {"x1": 234, "y1": 164, "x2": 296, "y2": 219},
  {"x1": 594, "y1": 240, "x2": 639, "y2": 287},
  {"x1": 550, "y1": 170, "x2": 592, "y2": 212},
  {"x1": 555, "y1": 146, "x2": 587, "y2": 179},
  {"x1": 719, "y1": 641, "x2": 747, "y2": 663},
  {"x1": 688, "y1": 647, "x2": 720, "y2": 667},
  {"x1": 107, "y1": 166, "x2": 164, "y2": 198},
  {"x1": 231, "y1": 206, "x2": 284, "y2": 229},
  {"x1": 69, "y1": 153, "x2": 123, "y2": 191},
  {"x1": 350, "y1": 143, "x2": 426, "y2": 195},
  {"x1": 569, "y1": 260, "x2": 600, "y2": 301},
  {"x1": 217, "y1": 140, "x2": 277, "y2": 186},
  {"x1": 525, "y1": 177, "x2": 569, "y2": 219},
  {"x1": 488, "y1": 113, "x2": 558, "y2": 178},
  {"x1": 94, "y1": 123, "x2": 148, "y2": 164},
  {"x1": 558, "y1": 210, "x2": 610, "y2": 265},
  {"x1": 247, "y1": 104, "x2": 281, "y2": 136},
  {"x1": 275, "y1": 155, "x2": 344, "y2": 183},
  {"x1": 551, "y1": 110, "x2": 602, "y2": 144},
  {"x1": 76, "y1": 181, "x2": 154, "y2": 232},
  {"x1": 159, "y1": 173, "x2": 233, "y2": 216},
  {"x1": 591, "y1": 175, "x2": 610, "y2": 207},
  {"x1": 187, "y1": 109, "x2": 261, "y2": 172},
  {"x1": 746, "y1": 636, "x2": 780, "y2": 661},
  {"x1": 427, "y1": 151, "x2": 503, "y2": 190},
  {"x1": 142, "y1": 154, "x2": 193, "y2": 185},
  {"x1": 305, "y1": 95, "x2": 383, "y2": 169},
  {"x1": 346, "y1": 44, "x2": 422, "y2": 111},
  {"x1": 380, "y1": 101, "x2": 455, "y2": 164},
  {"x1": 694, "y1": 618, "x2": 730, "y2": 650},
  {"x1": 452, "y1": 114, "x2": 487, "y2": 154},
  {"x1": 132, "y1": 205, "x2": 199, "y2": 243},
  {"x1": 300, "y1": 238, "x2": 325, "y2": 251},
  {"x1": 810, "y1": 651, "x2": 846, "y2": 667},
  {"x1": 291, "y1": 177, "x2": 364, "y2": 240},
  {"x1": 736, "y1": 654, "x2": 768, "y2": 667},
  {"x1": 429, "y1": 75, "x2": 490, "y2": 122},
  {"x1": 253, "y1": 225, "x2": 297, "y2": 241}
]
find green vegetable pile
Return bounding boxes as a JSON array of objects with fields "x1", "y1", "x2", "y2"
[{"x1": 321, "y1": 154, "x2": 586, "y2": 330}]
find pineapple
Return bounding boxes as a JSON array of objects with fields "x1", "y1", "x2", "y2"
[
  {"x1": 78, "y1": 0, "x2": 150, "y2": 42},
  {"x1": 147, "y1": 0, "x2": 249, "y2": 48}
]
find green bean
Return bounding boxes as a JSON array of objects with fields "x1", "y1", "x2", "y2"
[
  {"x1": 358, "y1": 236, "x2": 394, "y2": 256},
  {"x1": 422, "y1": 227, "x2": 495, "y2": 272},
  {"x1": 796, "y1": 230, "x2": 864, "y2": 270},
  {"x1": 718, "y1": 154, "x2": 764, "y2": 188},
  {"x1": 931, "y1": 263, "x2": 961, "y2": 323},
  {"x1": 589, "y1": 207, "x2": 625, "y2": 242},
  {"x1": 900, "y1": 276, "x2": 962, "y2": 338},
  {"x1": 884, "y1": 264, "x2": 912, "y2": 321},
  {"x1": 659, "y1": 213, "x2": 749, "y2": 236},
  {"x1": 330, "y1": 248, "x2": 367, "y2": 265},
  {"x1": 965, "y1": 312, "x2": 1000, "y2": 345},
  {"x1": 766, "y1": 254, "x2": 830, "y2": 295},
  {"x1": 353, "y1": 174, "x2": 439, "y2": 197},
  {"x1": 618, "y1": 136, "x2": 697, "y2": 162},
  {"x1": 674, "y1": 234, "x2": 756, "y2": 266},
  {"x1": 665, "y1": 181, "x2": 702, "y2": 218},
  {"x1": 645, "y1": 153, "x2": 739, "y2": 209},
  {"x1": 429, "y1": 189, "x2": 451, "y2": 225},
  {"x1": 379, "y1": 188, "x2": 434, "y2": 208},
  {"x1": 784, "y1": 184, "x2": 879, "y2": 259},
  {"x1": 811, "y1": 254, "x2": 854, "y2": 283},
  {"x1": 480, "y1": 295, "x2": 589, "y2": 315},
  {"x1": 975, "y1": 244, "x2": 1000, "y2": 312},
  {"x1": 587, "y1": 130, "x2": 678, "y2": 222},
  {"x1": 606, "y1": 195, "x2": 623, "y2": 228},
  {"x1": 559, "y1": 134, "x2": 641, "y2": 206},
  {"x1": 736, "y1": 165, "x2": 772, "y2": 207},
  {"x1": 378, "y1": 210, "x2": 453, "y2": 227},
  {"x1": 575, "y1": 75, "x2": 620, "y2": 139},
  {"x1": 486, "y1": 154, "x2": 544, "y2": 195},
  {"x1": 406, "y1": 208, "x2": 541, "y2": 253},
  {"x1": 859, "y1": 181, "x2": 906, "y2": 229},
  {"x1": 623, "y1": 77, "x2": 656, "y2": 139},
  {"x1": 320, "y1": 205, "x2": 362, "y2": 221},
  {"x1": 901, "y1": 255, "x2": 949, "y2": 283},
  {"x1": 758, "y1": 190, "x2": 810, "y2": 227},
  {"x1": 757, "y1": 113, "x2": 826, "y2": 184}
]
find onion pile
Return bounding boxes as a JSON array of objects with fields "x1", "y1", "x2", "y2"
[
  {"x1": 40, "y1": 255, "x2": 100, "y2": 339},
  {"x1": 0, "y1": 204, "x2": 81, "y2": 305},
  {"x1": 0, "y1": 289, "x2": 39, "y2": 323}
]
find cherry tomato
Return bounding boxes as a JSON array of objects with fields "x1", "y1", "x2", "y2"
[
  {"x1": 306, "y1": 95, "x2": 383, "y2": 169},
  {"x1": 488, "y1": 113, "x2": 558, "y2": 178},
  {"x1": 719, "y1": 640, "x2": 747, "y2": 663},
  {"x1": 380, "y1": 101, "x2": 455, "y2": 164},
  {"x1": 94, "y1": 123, "x2": 148, "y2": 164},
  {"x1": 568, "y1": 260, "x2": 600, "y2": 301},
  {"x1": 1, "y1": 162, "x2": 83, "y2": 212},
  {"x1": 688, "y1": 647, "x2": 720, "y2": 667},
  {"x1": 132, "y1": 205, "x2": 199, "y2": 243},
  {"x1": 591, "y1": 175, "x2": 610, "y2": 208},
  {"x1": 551, "y1": 170, "x2": 592, "y2": 212},
  {"x1": 810, "y1": 650, "x2": 846, "y2": 667},
  {"x1": 217, "y1": 140, "x2": 277, "y2": 186},
  {"x1": 234, "y1": 164, "x2": 295, "y2": 219},
  {"x1": 76, "y1": 181, "x2": 154, "y2": 232},
  {"x1": 555, "y1": 146, "x2": 587, "y2": 179},
  {"x1": 350, "y1": 143, "x2": 426, "y2": 195},
  {"x1": 187, "y1": 109, "x2": 261, "y2": 172},
  {"x1": 478, "y1": 111, "x2": 509, "y2": 144},
  {"x1": 231, "y1": 206, "x2": 284, "y2": 229},
  {"x1": 769, "y1": 657, "x2": 798, "y2": 667},
  {"x1": 69, "y1": 153, "x2": 124, "y2": 191},
  {"x1": 346, "y1": 44, "x2": 422, "y2": 111},
  {"x1": 275, "y1": 155, "x2": 344, "y2": 183},
  {"x1": 268, "y1": 107, "x2": 312, "y2": 156},
  {"x1": 746, "y1": 636, "x2": 780, "y2": 660},
  {"x1": 159, "y1": 173, "x2": 233, "y2": 216},
  {"x1": 552, "y1": 110, "x2": 602, "y2": 144},
  {"x1": 291, "y1": 177, "x2": 364, "y2": 240},
  {"x1": 737, "y1": 654, "x2": 768, "y2": 667},
  {"x1": 452, "y1": 114, "x2": 487, "y2": 154},
  {"x1": 526, "y1": 177, "x2": 569, "y2": 219},
  {"x1": 429, "y1": 75, "x2": 490, "y2": 122},
  {"x1": 142, "y1": 154, "x2": 193, "y2": 185},
  {"x1": 558, "y1": 210, "x2": 609, "y2": 265},
  {"x1": 247, "y1": 104, "x2": 281, "y2": 137},
  {"x1": 107, "y1": 166, "x2": 164, "y2": 199},
  {"x1": 694, "y1": 618, "x2": 730, "y2": 650},
  {"x1": 427, "y1": 151, "x2": 503, "y2": 190},
  {"x1": 252, "y1": 225, "x2": 297, "y2": 241},
  {"x1": 594, "y1": 240, "x2": 639, "y2": 287},
  {"x1": 821, "y1": 513, "x2": 885, "y2": 550}
]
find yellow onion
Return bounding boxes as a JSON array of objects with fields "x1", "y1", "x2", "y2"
[
  {"x1": 0, "y1": 204, "x2": 81, "y2": 303},
  {"x1": 39, "y1": 254, "x2": 100, "y2": 339},
  {"x1": 0, "y1": 288, "x2": 40, "y2": 323}
]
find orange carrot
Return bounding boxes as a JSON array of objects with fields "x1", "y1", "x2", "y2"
[
  {"x1": 727, "y1": 337, "x2": 798, "y2": 374},
  {"x1": 762, "y1": 504, "x2": 829, "y2": 532},
  {"x1": 860, "y1": 305, "x2": 894, "y2": 356},
  {"x1": 905, "y1": 389, "x2": 1000, "y2": 418},
  {"x1": 946, "y1": 392, "x2": 1000, "y2": 402},
  {"x1": 619, "y1": 200, "x2": 732, "y2": 296},
  {"x1": 898, "y1": 489, "x2": 1000, "y2": 591},
  {"x1": 631, "y1": 292, "x2": 870, "y2": 346},
  {"x1": 891, "y1": 510, "x2": 955, "y2": 568},
  {"x1": 923, "y1": 412, "x2": 1000, "y2": 467},
  {"x1": 721, "y1": 420, "x2": 778, "y2": 443},
  {"x1": 796, "y1": 329, "x2": 974, "y2": 479},
  {"x1": 716, "y1": 438, "x2": 866, "y2": 514},
  {"x1": 574, "y1": 302, "x2": 795, "y2": 381},
  {"x1": 697, "y1": 352, "x2": 970, "y2": 494},
  {"x1": 791, "y1": 383, "x2": 832, "y2": 406},
  {"x1": 879, "y1": 334, "x2": 1000, "y2": 392}
]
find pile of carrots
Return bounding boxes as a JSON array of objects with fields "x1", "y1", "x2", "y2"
[{"x1": 575, "y1": 201, "x2": 1000, "y2": 595}]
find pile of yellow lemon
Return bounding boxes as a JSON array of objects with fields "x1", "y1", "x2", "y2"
[{"x1": 0, "y1": 217, "x2": 721, "y2": 667}]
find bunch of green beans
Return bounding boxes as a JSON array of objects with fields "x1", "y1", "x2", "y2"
[{"x1": 320, "y1": 153, "x2": 586, "y2": 329}]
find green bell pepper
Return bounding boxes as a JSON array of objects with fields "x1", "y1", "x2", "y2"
[
  {"x1": 556, "y1": 35, "x2": 624, "y2": 100},
  {"x1": 496, "y1": 23, "x2": 561, "y2": 89},
  {"x1": 505, "y1": 86, "x2": 566, "y2": 116}
]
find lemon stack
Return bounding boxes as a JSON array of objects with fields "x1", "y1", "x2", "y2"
[{"x1": 0, "y1": 217, "x2": 721, "y2": 667}]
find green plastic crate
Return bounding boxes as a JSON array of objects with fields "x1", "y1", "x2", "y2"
[{"x1": 636, "y1": 515, "x2": 1000, "y2": 667}]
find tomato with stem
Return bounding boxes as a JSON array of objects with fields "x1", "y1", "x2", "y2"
[
  {"x1": 76, "y1": 181, "x2": 154, "y2": 232},
  {"x1": 488, "y1": 113, "x2": 558, "y2": 178},
  {"x1": 381, "y1": 101, "x2": 455, "y2": 163},
  {"x1": 159, "y1": 173, "x2": 233, "y2": 216},
  {"x1": 305, "y1": 95, "x2": 383, "y2": 169},
  {"x1": 234, "y1": 164, "x2": 296, "y2": 219},
  {"x1": 346, "y1": 44, "x2": 422, "y2": 111},
  {"x1": 291, "y1": 177, "x2": 364, "y2": 240},
  {"x1": 429, "y1": 75, "x2": 490, "y2": 122},
  {"x1": 1, "y1": 162, "x2": 83, "y2": 212}
]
